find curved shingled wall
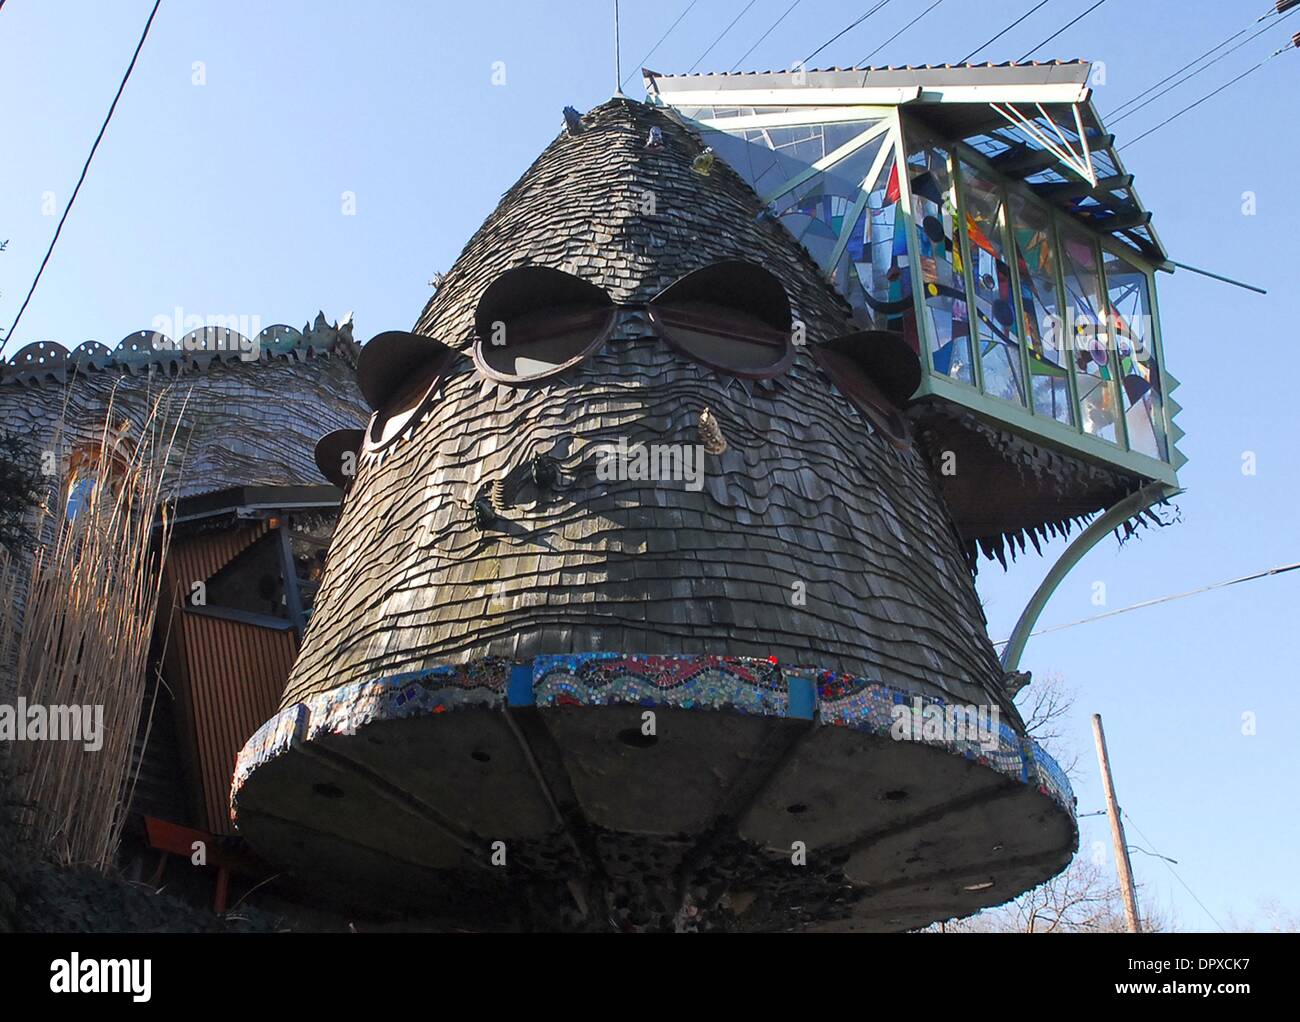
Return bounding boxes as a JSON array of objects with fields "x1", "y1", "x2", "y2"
[{"x1": 281, "y1": 98, "x2": 1013, "y2": 720}]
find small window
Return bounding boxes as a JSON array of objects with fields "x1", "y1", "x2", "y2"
[
  {"x1": 811, "y1": 330, "x2": 919, "y2": 449},
  {"x1": 314, "y1": 429, "x2": 364, "y2": 488},
  {"x1": 356, "y1": 331, "x2": 456, "y2": 452},
  {"x1": 647, "y1": 260, "x2": 794, "y2": 379},
  {"x1": 472, "y1": 267, "x2": 615, "y2": 384}
]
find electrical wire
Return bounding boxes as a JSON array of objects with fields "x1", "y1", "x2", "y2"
[
  {"x1": 993, "y1": 560, "x2": 1300, "y2": 646},
  {"x1": 729, "y1": 0, "x2": 803, "y2": 72},
  {"x1": 1, "y1": 0, "x2": 163, "y2": 356},
  {"x1": 1108, "y1": 5, "x2": 1297, "y2": 121},
  {"x1": 1110, "y1": 7, "x2": 1298, "y2": 126},
  {"x1": 858, "y1": 0, "x2": 946, "y2": 67},
  {"x1": 1107, "y1": 28, "x2": 1250, "y2": 119},
  {"x1": 1126, "y1": 844, "x2": 1178, "y2": 865},
  {"x1": 1118, "y1": 51, "x2": 1288, "y2": 151},
  {"x1": 689, "y1": 0, "x2": 762, "y2": 74},
  {"x1": 959, "y1": 0, "x2": 1053, "y2": 64},
  {"x1": 1018, "y1": 0, "x2": 1109, "y2": 61},
  {"x1": 803, "y1": 0, "x2": 894, "y2": 66},
  {"x1": 1122, "y1": 809, "x2": 1226, "y2": 933},
  {"x1": 622, "y1": 0, "x2": 700, "y2": 90}
]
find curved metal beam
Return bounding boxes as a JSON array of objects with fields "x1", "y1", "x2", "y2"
[{"x1": 1000, "y1": 482, "x2": 1179, "y2": 672}]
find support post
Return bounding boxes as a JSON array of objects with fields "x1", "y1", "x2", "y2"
[
  {"x1": 276, "y1": 520, "x2": 306, "y2": 639},
  {"x1": 1000, "y1": 481, "x2": 1177, "y2": 671},
  {"x1": 1092, "y1": 713, "x2": 1141, "y2": 933}
]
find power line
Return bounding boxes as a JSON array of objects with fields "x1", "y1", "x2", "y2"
[
  {"x1": 858, "y1": 0, "x2": 946, "y2": 66},
  {"x1": 729, "y1": 0, "x2": 803, "y2": 72},
  {"x1": 994, "y1": 560, "x2": 1300, "y2": 646},
  {"x1": 622, "y1": 0, "x2": 700, "y2": 90},
  {"x1": 1107, "y1": 4, "x2": 1297, "y2": 119},
  {"x1": 803, "y1": 0, "x2": 894, "y2": 66},
  {"x1": 959, "y1": 0, "x2": 1054, "y2": 64},
  {"x1": 1, "y1": 0, "x2": 163, "y2": 356},
  {"x1": 689, "y1": 0, "x2": 761, "y2": 74},
  {"x1": 1110, "y1": 8, "x2": 1298, "y2": 126},
  {"x1": 1018, "y1": 0, "x2": 1109, "y2": 61},
  {"x1": 1107, "y1": 30, "x2": 1250, "y2": 119},
  {"x1": 1122, "y1": 809, "x2": 1226, "y2": 933},
  {"x1": 1118, "y1": 48, "x2": 1290, "y2": 151}
]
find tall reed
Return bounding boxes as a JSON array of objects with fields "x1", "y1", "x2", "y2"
[{"x1": 1, "y1": 387, "x2": 186, "y2": 870}]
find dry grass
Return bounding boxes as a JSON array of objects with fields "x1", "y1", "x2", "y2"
[{"x1": 0, "y1": 387, "x2": 186, "y2": 870}]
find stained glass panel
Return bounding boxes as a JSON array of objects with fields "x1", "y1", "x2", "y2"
[
  {"x1": 906, "y1": 138, "x2": 972, "y2": 384},
  {"x1": 1060, "y1": 224, "x2": 1120, "y2": 443},
  {"x1": 1103, "y1": 249, "x2": 1166, "y2": 460},
  {"x1": 960, "y1": 162, "x2": 1025, "y2": 406},
  {"x1": 1008, "y1": 191, "x2": 1072, "y2": 425},
  {"x1": 774, "y1": 134, "x2": 886, "y2": 271},
  {"x1": 835, "y1": 149, "x2": 903, "y2": 331}
]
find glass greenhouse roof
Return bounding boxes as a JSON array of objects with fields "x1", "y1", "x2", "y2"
[{"x1": 647, "y1": 62, "x2": 1182, "y2": 484}]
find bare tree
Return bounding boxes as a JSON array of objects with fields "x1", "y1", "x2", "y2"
[
  {"x1": 932, "y1": 857, "x2": 1170, "y2": 933},
  {"x1": 924, "y1": 671, "x2": 1176, "y2": 933},
  {"x1": 1017, "y1": 670, "x2": 1080, "y2": 778}
]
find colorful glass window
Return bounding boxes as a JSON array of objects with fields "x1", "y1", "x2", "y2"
[
  {"x1": 1008, "y1": 190, "x2": 1072, "y2": 425},
  {"x1": 1103, "y1": 249, "x2": 1166, "y2": 459},
  {"x1": 839, "y1": 149, "x2": 904, "y2": 333},
  {"x1": 1059, "y1": 224, "x2": 1121, "y2": 444},
  {"x1": 959, "y1": 161, "x2": 1025, "y2": 405},
  {"x1": 774, "y1": 133, "x2": 887, "y2": 273},
  {"x1": 906, "y1": 138, "x2": 973, "y2": 384}
]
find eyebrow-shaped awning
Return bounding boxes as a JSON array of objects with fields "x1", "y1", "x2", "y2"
[{"x1": 643, "y1": 60, "x2": 1167, "y2": 266}]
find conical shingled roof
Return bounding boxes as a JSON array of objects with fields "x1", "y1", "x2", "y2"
[
  {"x1": 280, "y1": 97, "x2": 1010, "y2": 715},
  {"x1": 413, "y1": 98, "x2": 854, "y2": 348}
]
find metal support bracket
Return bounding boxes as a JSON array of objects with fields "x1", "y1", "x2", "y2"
[
  {"x1": 999, "y1": 482, "x2": 1179, "y2": 672},
  {"x1": 989, "y1": 101, "x2": 1097, "y2": 187}
]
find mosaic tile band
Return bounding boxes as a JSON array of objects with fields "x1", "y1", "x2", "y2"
[{"x1": 231, "y1": 653, "x2": 1075, "y2": 820}]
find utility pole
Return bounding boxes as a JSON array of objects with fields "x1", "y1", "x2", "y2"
[{"x1": 1092, "y1": 713, "x2": 1141, "y2": 933}]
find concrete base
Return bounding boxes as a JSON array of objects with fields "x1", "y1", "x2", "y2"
[{"x1": 232, "y1": 655, "x2": 1076, "y2": 931}]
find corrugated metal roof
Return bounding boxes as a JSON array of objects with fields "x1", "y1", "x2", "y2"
[{"x1": 648, "y1": 59, "x2": 1089, "y2": 78}]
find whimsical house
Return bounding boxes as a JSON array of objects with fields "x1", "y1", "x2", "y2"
[{"x1": 223, "y1": 74, "x2": 1168, "y2": 930}]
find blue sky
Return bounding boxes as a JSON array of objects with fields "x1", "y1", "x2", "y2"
[{"x1": 2, "y1": 0, "x2": 1295, "y2": 930}]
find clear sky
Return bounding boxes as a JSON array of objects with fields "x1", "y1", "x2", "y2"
[{"x1": 2, "y1": 0, "x2": 1295, "y2": 931}]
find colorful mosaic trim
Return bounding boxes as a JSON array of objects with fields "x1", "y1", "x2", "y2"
[
  {"x1": 303, "y1": 659, "x2": 509, "y2": 742},
  {"x1": 809, "y1": 669, "x2": 1076, "y2": 807},
  {"x1": 533, "y1": 653, "x2": 787, "y2": 716},
  {"x1": 230, "y1": 659, "x2": 508, "y2": 818},
  {"x1": 232, "y1": 654, "x2": 1075, "y2": 819}
]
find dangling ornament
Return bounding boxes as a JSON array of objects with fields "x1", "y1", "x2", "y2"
[
  {"x1": 691, "y1": 147, "x2": 715, "y2": 176},
  {"x1": 698, "y1": 406, "x2": 727, "y2": 455},
  {"x1": 645, "y1": 126, "x2": 664, "y2": 149}
]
